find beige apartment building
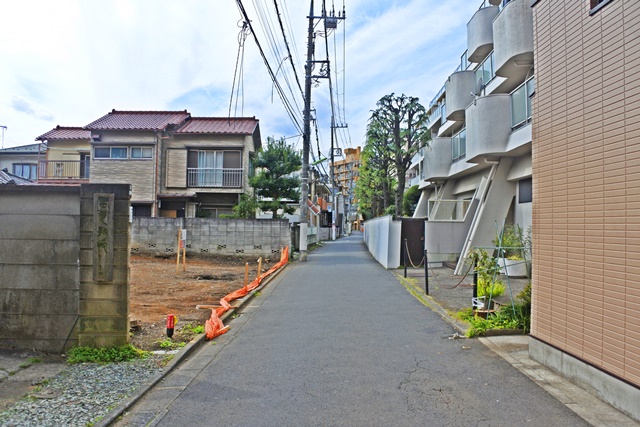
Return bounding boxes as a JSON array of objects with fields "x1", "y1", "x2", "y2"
[
  {"x1": 530, "y1": 0, "x2": 640, "y2": 420},
  {"x1": 331, "y1": 146, "x2": 361, "y2": 228}
]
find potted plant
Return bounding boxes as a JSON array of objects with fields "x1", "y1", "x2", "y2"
[
  {"x1": 467, "y1": 248, "x2": 505, "y2": 316},
  {"x1": 494, "y1": 224, "x2": 529, "y2": 278}
]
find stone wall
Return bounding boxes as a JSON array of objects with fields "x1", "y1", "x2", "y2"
[
  {"x1": 131, "y1": 217, "x2": 291, "y2": 258},
  {"x1": 0, "y1": 184, "x2": 130, "y2": 353}
]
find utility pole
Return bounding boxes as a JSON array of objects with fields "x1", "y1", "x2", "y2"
[
  {"x1": 0, "y1": 126, "x2": 6, "y2": 149},
  {"x1": 299, "y1": 0, "x2": 345, "y2": 260},
  {"x1": 299, "y1": 0, "x2": 315, "y2": 262}
]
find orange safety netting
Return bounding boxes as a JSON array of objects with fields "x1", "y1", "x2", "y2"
[{"x1": 204, "y1": 246, "x2": 289, "y2": 340}]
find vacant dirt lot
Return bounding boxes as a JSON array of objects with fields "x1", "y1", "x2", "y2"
[{"x1": 129, "y1": 253, "x2": 266, "y2": 350}]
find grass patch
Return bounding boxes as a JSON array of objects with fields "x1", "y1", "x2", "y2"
[
  {"x1": 19, "y1": 357, "x2": 42, "y2": 369},
  {"x1": 67, "y1": 344, "x2": 149, "y2": 364}
]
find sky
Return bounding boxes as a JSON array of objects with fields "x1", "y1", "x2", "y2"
[{"x1": 0, "y1": 0, "x2": 480, "y2": 159}]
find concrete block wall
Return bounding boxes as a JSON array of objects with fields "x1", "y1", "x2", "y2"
[
  {"x1": 0, "y1": 186, "x2": 81, "y2": 353},
  {"x1": 0, "y1": 184, "x2": 130, "y2": 353},
  {"x1": 131, "y1": 218, "x2": 291, "y2": 258}
]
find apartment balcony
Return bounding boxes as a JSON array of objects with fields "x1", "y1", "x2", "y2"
[
  {"x1": 493, "y1": 0, "x2": 534, "y2": 90},
  {"x1": 425, "y1": 198, "x2": 479, "y2": 263},
  {"x1": 445, "y1": 71, "x2": 476, "y2": 121},
  {"x1": 187, "y1": 168, "x2": 243, "y2": 188},
  {"x1": 467, "y1": 6, "x2": 499, "y2": 63},
  {"x1": 38, "y1": 160, "x2": 90, "y2": 181},
  {"x1": 423, "y1": 137, "x2": 452, "y2": 180},
  {"x1": 465, "y1": 94, "x2": 512, "y2": 163}
]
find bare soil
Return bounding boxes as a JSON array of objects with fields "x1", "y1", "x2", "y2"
[{"x1": 129, "y1": 253, "x2": 267, "y2": 351}]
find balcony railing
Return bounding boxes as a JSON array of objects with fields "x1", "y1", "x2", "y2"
[
  {"x1": 187, "y1": 168, "x2": 243, "y2": 188},
  {"x1": 428, "y1": 199, "x2": 472, "y2": 221},
  {"x1": 38, "y1": 160, "x2": 90, "y2": 180}
]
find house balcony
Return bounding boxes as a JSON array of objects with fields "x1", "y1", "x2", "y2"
[
  {"x1": 38, "y1": 160, "x2": 90, "y2": 181},
  {"x1": 445, "y1": 71, "x2": 476, "y2": 121},
  {"x1": 467, "y1": 6, "x2": 499, "y2": 63},
  {"x1": 423, "y1": 137, "x2": 452, "y2": 181},
  {"x1": 465, "y1": 94, "x2": 512, "y2": 163},
  {"x1": 493, "y1": 0, "x2": 534, "y2": 90},
  {"x1": 187, "y1": 168, "x2": 243, "y2": 188}
]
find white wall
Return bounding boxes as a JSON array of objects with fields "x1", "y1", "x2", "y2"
[{"x1": 363, "y1": 215, "x2": 401, "y2": 269}]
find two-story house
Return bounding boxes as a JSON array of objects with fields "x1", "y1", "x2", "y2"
[
  {"x1": 84, "y1": 110, "x2": 261, "y2": 218},
  {"x1": 35, "y1": 126, "x2": 92, "y2": 183}
]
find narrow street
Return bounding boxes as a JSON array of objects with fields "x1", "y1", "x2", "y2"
[{"x1": 116, "y1": 234, "x2": 589, "y2": 426}]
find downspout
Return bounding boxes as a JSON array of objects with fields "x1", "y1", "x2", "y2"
[{"x1": 154, "y1": 130, "x2": 160, "y2": 217}]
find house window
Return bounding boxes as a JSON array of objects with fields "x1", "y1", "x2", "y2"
[
  {"x1": 12, "y1": 163, "x2": 37, "y2": 180},
  {"x1": 131, "y1": 204, "x2": 152, "y2": 217},
  {"x1": 590, "y1": 0, "x2": 613, "y2": 14},
  {"x1": 94, "y1": 147, "x2": 127, "y2": 159},
  {"x1": 131, "y1": 147, "x2": 153, "y2": 159},
  {"x1": 519, "y1": 178, "x2": 532, "y2": 203},
  {"x1": 187, "y1": 150, "x2": 242, "y2": 188}
]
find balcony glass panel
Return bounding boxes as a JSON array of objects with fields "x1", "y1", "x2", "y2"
[
  {"x1": 451, "y1": 128, "x2": 466, "y2": 162},
  {"x1": 440, "y1": 103, "x2": 447, "y2": 125},
  {"x1": 474, "y1": 51, "x2": 495, "y2": 89},
  {"x1": 511, "y1": 77, "x2": 534, "y2": 129}
]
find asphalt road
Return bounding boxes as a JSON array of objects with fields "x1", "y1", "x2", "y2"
[{"x1": 116, "y1": 234, "x2": 590, "y2": 427}]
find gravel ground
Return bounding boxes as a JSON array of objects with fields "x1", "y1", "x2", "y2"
[{"x1": 0, "y1": 356, "x2": 164, "y2": 427}]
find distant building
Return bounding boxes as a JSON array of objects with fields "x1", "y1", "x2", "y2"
[
  {"x1": 0, "y1": 143, "x2": 45, "y2": 181},
  {"x1": 331, "y1": 146, "x2": 361, "y2": 230}
]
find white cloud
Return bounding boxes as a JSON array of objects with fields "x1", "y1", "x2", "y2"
[{"x1": 0, "y1": 0, "x2": 479, "y2": 152}]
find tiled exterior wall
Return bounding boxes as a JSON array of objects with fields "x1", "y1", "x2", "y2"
[
  {"x1": 91, "y1": 159, "x2": 155, "y2": 202},
  {"x1": 532, "y1": 0, "x2": 640, "y2": 387}
]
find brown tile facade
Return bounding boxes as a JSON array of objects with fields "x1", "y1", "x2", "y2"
[{"x1": 532, "y1": 0, "x2": 640, "y2": 386}]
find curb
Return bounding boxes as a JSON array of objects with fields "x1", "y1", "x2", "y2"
[{"x1": 96, "y1": 260, "x2": 291, "y2": 427}]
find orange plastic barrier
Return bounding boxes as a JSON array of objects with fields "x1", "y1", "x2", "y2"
[{"x1": 205, "y1": 246, "x2": 289, "y2": 340}]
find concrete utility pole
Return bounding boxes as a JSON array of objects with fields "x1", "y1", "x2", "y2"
[
  {"x1": 299, "y1": 0, "x2": 315, "y2": 262},
  {"x1": 299, "y1": 0, "x2": 345, "y2": 260}
]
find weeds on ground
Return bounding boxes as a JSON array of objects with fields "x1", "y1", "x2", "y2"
[
  {"x1": 157, "y1": 338, "x2": 186, "y2": 350},
  {"x1": 66, "y1": 344, "x2": 149, "y2": 364},
  {"x1": 19, "y1": 357, "x2": 42, "y2": 369}
]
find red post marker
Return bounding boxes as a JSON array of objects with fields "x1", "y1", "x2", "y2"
[{"x1": 166, "y1": 314, "x2": 176, "y2": 338}]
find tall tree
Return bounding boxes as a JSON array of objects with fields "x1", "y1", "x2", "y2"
[
  {"x1": 368, "y1": 94, "x2": 430, "y2": 217},
  {"x1": 355, "y1": 124, "x2": 396, "y2": 218},
  {"x1": 250, "y1": 137, "x2": 302, "y2": 219}
]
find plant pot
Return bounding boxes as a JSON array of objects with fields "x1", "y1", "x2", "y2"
[{"x1": 498, "y1": 257, "x2": 528, "y2": 278}]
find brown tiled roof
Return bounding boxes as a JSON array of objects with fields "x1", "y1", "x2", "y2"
[
  {"x1": 36, "y1": 126, "x2": 91, "y2": 141},
  {"x1": 174, "y1": 117, "x2": 258, "y2": 135},
  {"x1": 85, "y1": 110, "x2": 191, "y2": 131}
]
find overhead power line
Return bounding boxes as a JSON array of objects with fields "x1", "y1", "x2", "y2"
[{"x1": 235, "y1": 0, "x2": 303, "y2": 133}]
